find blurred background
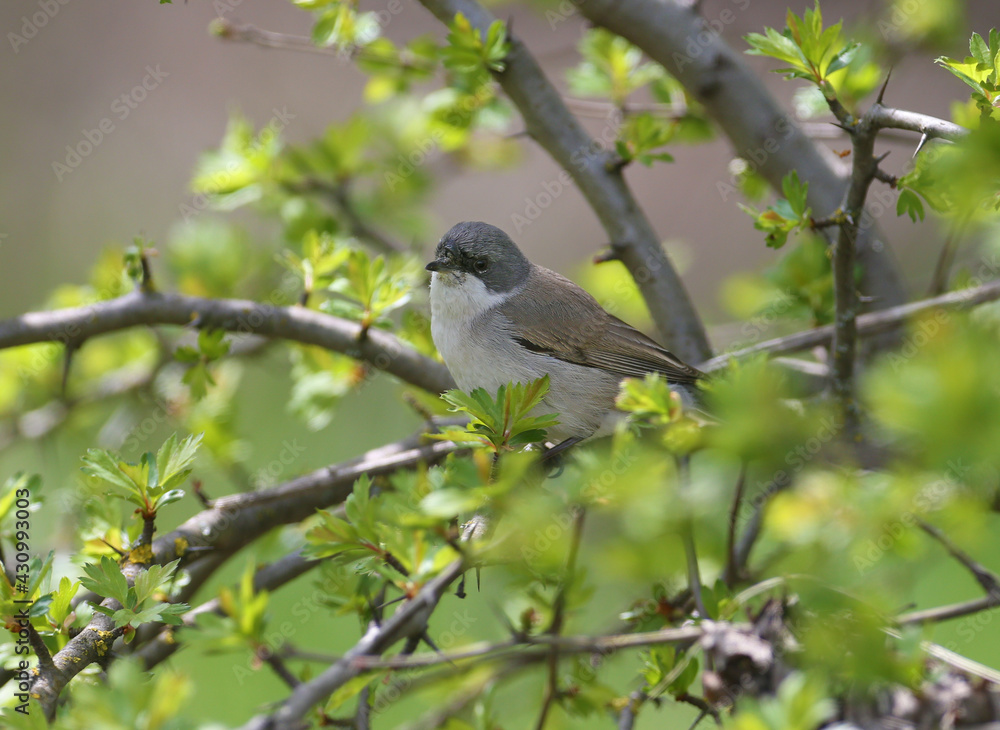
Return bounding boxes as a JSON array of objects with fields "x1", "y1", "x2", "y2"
[
  {"x1": 3, "y1": 0, "x2": 1000, "y2": 726},
  {"x1": 3, "y1": 0, "x2": 998, "y2": 320}
]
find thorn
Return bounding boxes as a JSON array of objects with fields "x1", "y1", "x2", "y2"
[
  {"x1": 372, "y1": 593, "x2": 409, "y2": 613},
  {"x1": 913, "y1": 133, "x2": 929, "y2": 158},
  {"x1": 874, "y1": 150, "x2": 891, "y2": 164},
  {"x1": 593, "y1": 248, "x2": 621, "y2": 264},
  {"x1": 420, "y1": 631, "x2": 453, "y2": 665},
  {"x1": 99, "y1": 539, "x2": 127, "y2": 558},
  {"x1": 192, "y1": 480, "x2": 214, "y2": 509},
  {"x1": 876, "y1": 68, "x2": 893, "y2": 105}
]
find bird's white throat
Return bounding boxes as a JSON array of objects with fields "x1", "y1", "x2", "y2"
[
  {"x1": 429, "y1": 270, "x2": 512, "y2": 325},
  {"x1": 429, "y1": 271, "x2": 517, "y2": 394}
]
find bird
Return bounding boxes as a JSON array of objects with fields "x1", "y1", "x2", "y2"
[{"x1": 426, "y1": 221, "x2": 704, "y2": 451}]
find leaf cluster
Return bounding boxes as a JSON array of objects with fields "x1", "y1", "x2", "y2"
[
  {"x1": 437, "y1": 376, "x2": 559, "y2": 455},
  {"x1": 738, "y1": 171, "x2": 812, "y2": 249},
  {"x1": 79, "y1": 555, "x2": 188, "y2": 635},
  {"x1": 80, "y1": 433, "x2": 203, "y2": 518},
  {"x1": 745, "y1": 2, "x2": 858, "y2": 86}
]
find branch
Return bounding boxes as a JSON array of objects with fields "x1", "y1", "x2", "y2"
[
  {"x1": 31, "y1": 560, "x2": 144, "y2": 719},
  {"x1": 867, "y1": 105, "x2": 968, "y2": 141},
  {"x1": 349, "y1": 625, "x2": 706, "y2": 671},
  {"x1": 31, "y1": 432, "x2": 462, "y2": 714},
  {"x1": 416, "y1": 0, "x2": 711, "y2": 363},
  {"x1": 575, "y1": 0, "x2": 907, "y2": 317},
  {"x1": 700, "y1": 278, "x2": 1000, "y2": 371},
  {"x1": 239, "y1": 558, "x2": 468, "y2": 730},
  {"x1": 897, "y1": 594, "x2": 1000, "y2": 626},
  {"x1": 0, "y1": 290, "x2": 453, "y2": 395},
  {"x1": 826, "y1": 107, "x2": 878, "y2": 432},
  {"x1": 137, "y1": 550, "x2": 321, "y2": 670}
]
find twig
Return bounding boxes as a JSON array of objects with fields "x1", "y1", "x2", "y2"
[
  {"x1": 699, "y1": 278, "x2": 1000, "y2": 371},
  {"x1": 283, "y1": 178, "x2": 406, "y2": 255},
  {"x1": 262, "y1": 652, "x2": 301, "y2": 689},
  {"x1": 676, "y1": 693, "x2": 721, "y2": 725},
  {"x1": 617, "y1": 689, "x2": 645, "y2": 730},
  {"x1": 416, "y1": 0, "x2": 711, "y2": 363},
  {"x1": 927, "y1": 222, "x2": 969, "y2": 297},
  {"x1": 239, "y1": 559, "x2": 468, "y2": 730},
  {"x1": 0, "y1": 290, "x2": 454, "y2": 395},
  {"x1": 917, "y1": 519, "x2": 1000, "y2": 599},
  {"x1": 897, "y1": 594, "x2": 1000, "y2": 626},
  {"x1": 214, "y1": 19, "x2": 438, "y2": 75},
  {"x1": 346, "y1": 625, "x2": 707, "y2": 671},
  {"x1": 724, "y1": 465, "x2": 748, "y2": 587},
  {"x1": 535, "y1": 507, "x2": 586, "y2": 730},
  {"x1": 213, "y1": 19, "x2": 350, "y2": 57},
  {"x1": 138, "y1": 551, "x2": 322, "y2": 670}
]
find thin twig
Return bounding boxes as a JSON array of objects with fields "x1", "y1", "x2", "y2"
[
  {"x1": 536, "y1": 507, "x2": 586, "y2": 730},
  {"x1": 283, "y1": 178, "x2": 406, "y2": 255},
  {"x1": 700, "y1": 278, "x2": 1000, "y2": 372},
  {"x1": 927, "y1": 222, "x2": 969, "y2": 297},
  {"x1": 917, "y1": 519, "x2": 1000, "y2": 599},
  {"x1": 262, "y1": 652, "x2": 301, "y2": 689},
  {"x1": 724, "y1": 465, "x2": 748, "y2": 587},
  {"x1": 897, "y1": 594, "x2": 1000, "y2": 626},
  {"x1": 239, "y1": 559, "x2": 468, "y2": 730}
]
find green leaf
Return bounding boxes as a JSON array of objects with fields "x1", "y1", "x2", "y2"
[
  {"x1": 156, "y1": 432, "x2": 204, "y2": 491},
  {"x1": 80, "y1": 555, "x2": 130, "y2": 605},
  {"x1": 132, "y1": 560, "x2": 181, "y2": 605},
  {"x1": 80, "y1": 449, "x2": 144, "y2": 493},
  {"x1": 896, "y1": 188, "x2": 926, "y2": 222}
]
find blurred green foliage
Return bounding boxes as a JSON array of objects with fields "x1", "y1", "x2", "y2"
[{"x1": 3, "y1": 2, "x2": 1000, "y2": 729}]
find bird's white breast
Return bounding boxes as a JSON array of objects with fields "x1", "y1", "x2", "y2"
[
  {"x1": 429, "y1": 271, "x2": 526, "y2": 394},
  {"x1": 429, "y1": 271, "x2": 620, "y2": 441}
]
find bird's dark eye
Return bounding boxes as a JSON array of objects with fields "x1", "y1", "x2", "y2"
[{"x1": 473, "y1": 258, "x2": 489, "y2": 273}]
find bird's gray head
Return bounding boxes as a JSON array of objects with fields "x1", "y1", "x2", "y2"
[{"x1": 426, "y1": 221, "x2": 531, "y2": 293}]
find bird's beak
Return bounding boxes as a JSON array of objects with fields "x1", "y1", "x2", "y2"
[{"x1": 426, "y1": 256, "x2": 456, "y2": 272}]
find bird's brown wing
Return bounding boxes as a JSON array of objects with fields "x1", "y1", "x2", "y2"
[{"x1": 496, "y1": 267, "x2": 703, "y2": 385}]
